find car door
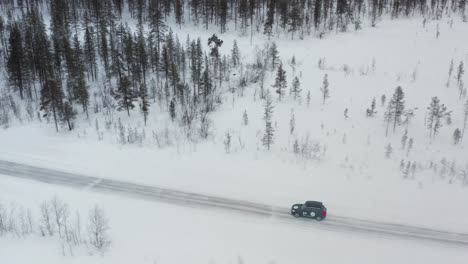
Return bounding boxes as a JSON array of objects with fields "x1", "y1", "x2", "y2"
[{"x1": 303, "y1": 205, "x2": 317, "y2": 218}]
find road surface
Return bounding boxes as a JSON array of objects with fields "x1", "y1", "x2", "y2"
[{"x1": 1, "y1": 159, "x2": 467, "y2": 246}]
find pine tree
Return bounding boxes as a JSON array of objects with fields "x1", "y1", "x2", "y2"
[
  {"x1": 115, "y1": 76, "x2": 137, "y2": 116},
  {"x1": 242, "y1": 110, "x2": 249, "y2": 125},
  {"x1": 62, "y1": 101, "x2": 76, "y2": 131},
  {"x1": 291, "y1": 76, "x2": 302, "y2": 101},
  {"x1": 366, "y1": 98, "x2": 377, "y2": 117},
  {"x1": 169, "y1": 98, "x2": 176, "y2": 121},
  {"x1": 83, "y1": 26, "x2": 97, "y2": 80},
  {"x1": 224, "y1": 132, "x2": 232, "y2": 153},
  {"x1": 307, "y1": 91, "x2": 311, "y2": 107},
  {"x1": 407, "y1": 138, "x2": 414, "y2": 156},
  {"x1": 288, "y1": 0, "x2": 303, "y2": 39},
  {"x1": 269, "y1": 42, "x2": 279, "y2": 69},
  {"x1": 385, "y1": 143, "x2": 393, "y2": 159},
  {"x1": 40, "y1": 77, "x2": 64, "y2": 132},
  {"x1": 262, "y1": 92, "x2": 275, "y2": 150},
  {"x1": 231, "y1": 40, "x2": 240, "y2": 67},
  {"x1": 7, "y1": 22, "x2": 28, "y2": 100},
  {"x1": 462, "y1": 99, "x2": 468, "y2": 140},
  {"x1": 390, "y1": 86, "x2": 405, "y2": 132},
  {"x1": 427, "y1": 96, "x2": 450, "y2": 139},
  {"x1": 381, "y1": 94, "x2": 386, "y2": 106},
  {"x1": 140, "y1": 83, "x2": 150, "y2": 126},
  {"x1": 290, "y1": 109, "x2": 296, "y2": 135},
  {"x1": 320, "y1": 74, "x2": 330, "y2": 104},
  {"x1": 453, "y1": 128, "x2": 462, "y2": 144},
  {"x1": 457, "y1": 61, "x2": 464, "y2": 85},
  {"x1": 273, "y1": 62, "x2": 287, "y2": 101},
  {"x1": 264, "y1": 0, "x2": 275, "y2": 39},
  {"x1": 446, "y1": 59, "x2": 454, "y2": 87},
  {"x1": 401, "y1": 129, "x2": 408, "y2": 149}
]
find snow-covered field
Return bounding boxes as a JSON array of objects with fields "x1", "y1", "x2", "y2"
[
  {"x1": 1, "y1": 9, "x2": 468, "y2": 263},
  {"x1": 1, "y1": 176, "x2": 468, "y2": 264}
]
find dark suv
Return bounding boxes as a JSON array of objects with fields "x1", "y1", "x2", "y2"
[{"x1": 291, "y1": 201, "x2": 327, "y2": 221}]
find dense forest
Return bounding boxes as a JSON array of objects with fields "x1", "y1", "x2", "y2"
[{"x1": 0, "y1": 0, "x2": 466, "y2": 136}]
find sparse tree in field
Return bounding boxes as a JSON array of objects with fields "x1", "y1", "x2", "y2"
[
  {"x1": 457, "y1": 61, "x2": 464, "y2": 85},
  {"x1": 462, "y1": 99, "x2": 468, "y2": 140},
  {"x1": 344, "y1": 108, "x2": 349, "y2": 119},
  {"x1": 306, "y1": 91, "x2": 311, "y2": 107},
  {"x1": 224, "y1": 132, "x2": 232, "y2": 153},
  {"x1": 453, "y1": 128, "x2": 462, "y2": 144},
  {"x1": 381, "y1": 94, "x2": 386, "y2": 106},
  {"x1": 458, "y1": 79, "x2": 465, "y2": 99},
  {"x1": 293, "y1": 139, "x2": 300, "y2": 155},
  {"x1": 447, "y1": 59, "x2": 454, "y2": 87},
  {"x1": 401, "y1": 129, "x2": 408, "y2": 149},
  {"x1": 407, "y1": 138, "x2": 414, "y2": 156},
  {"x1": 366, "y1": 98, "x2": 377, "y2": 117},
  {"x1": 262, "y1": 92, "x2": 275, "y2": 150},
  {"x1": 427, "y1": 96, "x2": 450, "y2": 139},
  {"x1": 385, "y1": 143, "x2": 393, "y2": 159},
  {"x1": 320, "y1": 74, "x2": 330, "y2": 104},
  {"x1": 242, "y1": 110, "x2": 249, "y2": 126},
  {"x1": 289, "y1": 109, "x2": 296, "y2": 135},
  {"x1": 390, "y1": 86, "x2": 405, "y2": 132},
  {"x1": 169, "y1": 99, "x2": 176, "y2": 121},
  {"x1": 290, "y1": 76, "x2": 301, "y2": 101},
  {"x1": 87, "y1": 206, "x2": 110, "y2": 251},
  {"x1": 39, "y1": 201, "x2": 54, "y2": 236},
  {"x1": 273, "y1": 62, "x2": 287, "y2": 101}
]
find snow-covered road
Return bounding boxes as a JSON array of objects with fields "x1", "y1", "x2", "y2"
[{"x1": 1, "y1": 159, "x2": 467, "y2": 246}]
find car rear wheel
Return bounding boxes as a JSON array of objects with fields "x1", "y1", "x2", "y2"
[
  {"x1": 316, "y1": 216, "x2": 322, "y2": 221},
  {"x1": 294, "y1": 213, "x2": 300, "y2": 218}
]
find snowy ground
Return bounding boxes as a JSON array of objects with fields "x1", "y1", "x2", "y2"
[
  {"x1": 1, "y1": 15, "x2": 468, "y2": 263},
  {"x1": 1, "y1": 176, "x2": 468, "y2": 264}
]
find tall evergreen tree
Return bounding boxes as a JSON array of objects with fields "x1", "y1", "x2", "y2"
[
  {"x1": 115, "y1": 76, "x2": 138, "y2": 116},
  {"x1": 290, "y1": 76, "x2": 302, "y2": 101},
  {"x1": 320, "y1": 74, "x2": 330, "y2": 104},
  {"x1": 427, "y1": 96, "x2": 450, "y2": 139},
  {"x1": 7, "y1": 22, "x2": 28, "y2": 99},
  {"x1": 40, "y1": 77, "x2": 64, "y2": 132},
  {"x1": 273, "y1": 62, "x2": 287, "y2": 101},
  {"x1": 262, "y1": 92, "x2": 275, "y2": 150}
]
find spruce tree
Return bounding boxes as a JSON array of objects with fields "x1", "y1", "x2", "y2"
[
  {"x1": 291, "y1": 76, "x2": 302, "y2": 101},
  {"x1": 231, "y1": 40, "x2": 240, "y2": 67},
  {"x1": 40, "y1": 77, "x2": 64, "y2": 132},
  {"x1": 140, "y1": 83, "x2": 150, "y2": 126},
  {"x1": 115, "y1": 76, "x2": 137, "y2": 116},
  {"x1": 320, "y1": 74, "x2": 330, "y2": 104},
  {"x1": 390, "y1": 86, "x2": 405, "y2": 132},
  {"x1": 7, "y1": 22, "x2": 28, "y2": 100},
  {"x1": 427, "y1": 96, "x2": 450, "y2": 139},
  {"x1": 262, "y1": 92, "x2": 275, "y2": 150},
  {"x1": 273, "y1": 62, "x2": 287, "y2": 101}
]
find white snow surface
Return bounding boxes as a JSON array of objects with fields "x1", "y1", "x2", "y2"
[{"x1": 1, "y1": 176, "x2": 468, "y2": 264}]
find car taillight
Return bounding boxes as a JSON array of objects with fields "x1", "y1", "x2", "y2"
[{"x1": 322, "y1": 211, "x2": 327, "y2": 217}]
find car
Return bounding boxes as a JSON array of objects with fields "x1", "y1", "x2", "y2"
[{"x1": 291, "y1": 201, "x2": 327, "y2": 221}]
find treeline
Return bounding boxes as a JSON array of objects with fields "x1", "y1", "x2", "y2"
[
  {"x1": 1, "y1": 0, "x2": 466, "y2": 39},
  {"x1": 0, "y1": 0, "x2": 243, "y2": 134},
  {"x1": 0, "y1": 0, "x2": 466, "y2": 133}
]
